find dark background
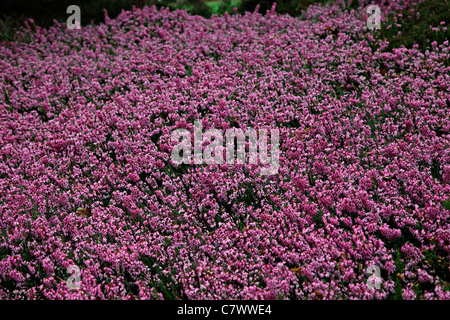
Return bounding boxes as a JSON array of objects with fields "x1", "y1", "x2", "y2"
[
  {"x1": 0, "y1": 0, "x2": 326, "y2": 27},
  {"x1": 0, "y1": 0, "x2": 140, "y2": 27}
]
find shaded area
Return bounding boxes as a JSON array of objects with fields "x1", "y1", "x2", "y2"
[
  {"x1": 380, "y1": 0, "x2": 450, "y2": 51},
  {"x1": 0, "y1": 0, "x2": 145, "y2": 27}
]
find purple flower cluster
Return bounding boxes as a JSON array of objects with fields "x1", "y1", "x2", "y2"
[{"x1": 0, "y1": 1, "x2": 449, "y2": 299}]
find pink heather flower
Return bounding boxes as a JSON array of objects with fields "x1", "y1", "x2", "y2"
[
  {"x1": 128, "y1": 171, "x2": 140, "y2": 183},
  {"x1": 8, "y1": 269, "x2": 26, "y2": 283},
  {"x1": 443, "y1": 165, "x2": 450, "y2": 184},
  {"x1": 402, "y1": 287, "x2": 417, "y2": 300},
  {"x1": 0, "y1": 1, "x2": 448, "y2": 300},
  {"x1": 384, "y1": 260, "x2": 396, "y2": 275},
  {"x1": 417, "y1": 269, "x2": 434, "y2": 283},
  {"x1": 379, "y1": 224, "x2": 402, "y2": 240}
]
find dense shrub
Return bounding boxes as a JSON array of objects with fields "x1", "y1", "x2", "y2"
[{"x1": 0, "y1": 0, "x2": 449, "y2": 300}]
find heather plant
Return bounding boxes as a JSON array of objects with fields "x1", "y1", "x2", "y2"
[
  {"x1": 170, "y1": 121, "x2": 280, "y2": 174},
  {"x1": 0, "y1": 0, "x2": 449, "y2": 300},
  {"x1": 379, "y1": 0, "x2": 450, "y2": 52}
]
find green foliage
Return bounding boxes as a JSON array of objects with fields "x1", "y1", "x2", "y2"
[
  {"x1": 184, "y1": 0, "x2": 213, "y2": 17},
  {"x1": 442, "y1": 199, "x2": 450, "y2": 210},
  {"x1": 158, "y1": 0, "x2": 211, "y2": 17},
  {"x1": 313, "y1": 209, "x2": 325, "y2": 229},
  {"x1": 159, "y1": 0, "x2": 239, "y2": 18},
  {"x1": 207, "y1": 0, "x2": 241, "y2": 15},
  {"x1": 387, "y1": 250, "x2": 406, "y2": 300}
]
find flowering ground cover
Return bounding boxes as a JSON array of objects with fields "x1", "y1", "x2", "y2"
[{"x1": 0, "y1": 0, "x2": 449, "y2": 300}]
